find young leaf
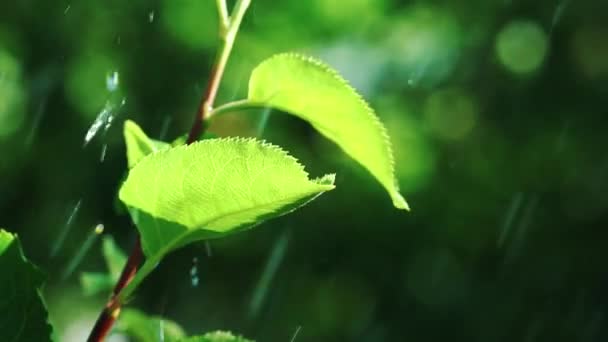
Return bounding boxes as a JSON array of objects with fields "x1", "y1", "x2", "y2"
[
  {"x1": 0, "y1": 229, "x2": 53, "y2": 342},
  {"x1": 247, "y1": 53, "x2": 408, "y2": 210},
  {"x1": 124, "y1": 119, "x2": 171, "y2": 169},
  {"x1": 179, "y1": 331, "x2": 254, "y2": 342},
  {"x1": 119, "y1": 138, "x2": 335, "y2": 258},
  {"x1": 115, "y1": 308, "x2": 185, "y2": 342}
]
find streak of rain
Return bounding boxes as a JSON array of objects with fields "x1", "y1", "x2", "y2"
[
  {"x1": 51, "y1": 199, "x2": 82, "y2": 257},
  {"x1": 248, "y1": 231, "x2": 289, "y2": 319},
  {"x1": 190, "y1": 257, "x2": 199, "y2": 287},
  {"x1": 498, "y1": 192, "x2": 524, "y2": 247},
  {"x1": 64, "y1": 5, "x2": 70, "y2": 14},
  {"x1": 549, "y1": 0, "x2": 570, "y2": 36},
  {"x1": 159, "y1": 116, "x2": 172, "y2": 140},
  {"x1": 25, "y1": 97, "x2": 47, "y2": 147},
  {"x1": 149, "y1": 11, "x2": 155, "y2": 23},
  {"x1": 100, "y1": 144, "x2": 108, "y2": 162},
  {"x1": 83, "y1": 98, "x2": 125, "y2": 147},
  {"x1": 289, "y1": 325, "x2": 302, "y2": 342},
  {"x1": 256, "y1": 106, "x2": 272, "y2": 137},
  {"x1": 61, "y1": 223, "x2": 104, "y2": 279},
  {"x1": 504, "y1": 195, "x2": 538, "y2": 264}
]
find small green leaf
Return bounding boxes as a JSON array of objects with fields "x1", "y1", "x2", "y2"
[
  {"x1": 116, "y1": 308, "x2": 185, "y2": 342},
  {"x1": 117, "y1": 138, "x2": 334, "y2": 300},
  {"x1": 124, "y1": 120, "x2": 171, "y2": 169},
  {"x1": 0, "y1": 229, "x2": 53, "y2": 342},
  {"x1": 179, "y1": 331, "x2": 254, "y2": 342},
  {"x1": 248, "y1": 53, "x2": 408, "y2": 210}
]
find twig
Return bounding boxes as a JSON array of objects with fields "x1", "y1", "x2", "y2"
[{"x1": 87, "y1": 1, "x2": 251, "y2": 340}]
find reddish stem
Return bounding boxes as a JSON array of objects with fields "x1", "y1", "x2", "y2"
[{"x1": 87, "y1": 238, "x2": 143, "y2": 342}]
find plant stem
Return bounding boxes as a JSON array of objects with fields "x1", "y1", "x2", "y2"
[
  {"x1": 187, "y1": 0, "x2": 251, "y2": 144},
  {"x1": 87, "y1": 1, "x2": 251, "y2": 341},
  {"x1": 87, "y1": 238, "x2": 143, "y2": 342}
]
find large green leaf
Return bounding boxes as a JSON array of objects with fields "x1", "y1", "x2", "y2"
[
  {"x1": 179, "y1": 331, "x2": 254, "y2": 342},
  {"x1": 115, "y1": 308, "x2": 185, "y2": 342},
  {"x1": 0, "y1": 229, "x2": 52, "y2": 342},
  {"x1": 124, "y1": 119, "x2": 170, "y2": 169},
  {"x1": 117, "y1": 138, "x2": 334, "y2": 299},
  {"x1": 246, "y1": 53, "x2": 408, "y2": 210}
]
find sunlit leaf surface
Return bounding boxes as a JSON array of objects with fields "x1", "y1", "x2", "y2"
[
  {"x1": 248, "y1": 53, "x2": 408, "y2": 210},
  {"x1": 119, "y1": 137, "x2": 335, "y2": 258}
]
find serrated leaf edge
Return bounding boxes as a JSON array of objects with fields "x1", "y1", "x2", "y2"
[{"x1": 250, "y1": 53, "x2": 408, "y2": 210}]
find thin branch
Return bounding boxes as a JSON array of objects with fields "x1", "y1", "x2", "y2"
[
  {"x1": 87, "y1": 238, "x2": 143, "y2": 342},
  {"x1": 186, "y1": 0, "x2": 251, "y2": 143},
  {"x1": 87, "y1": 1, "x2": 252, "y2": 341}
]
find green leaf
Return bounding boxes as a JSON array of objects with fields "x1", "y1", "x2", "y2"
[
  {"x1": 124, "y1": 119, "x2": 171, "y2": 169},
  {"x1": 117, "y1": 138, "x2": 334, "y2": 300},
  {"x1": 115, "y1": 308, "x2": 185, "y2": 342},
  {"x1": 79, "y1": 236, "x2": 127, "y2": 296},
  {"x1": 179, "y1": 331, "x2": 254, "y2": 342},
  {"x1": 247, "y1": 53, "x2": 408, "y2": 210},
  {"x1": 0, "y1": 229, "x2": 53, "y2": 342}
]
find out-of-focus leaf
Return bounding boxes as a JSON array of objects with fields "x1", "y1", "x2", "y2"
[
  {"x1": 102, "y1": 235, "x2": 127, "y2": 278},
  {"x1": 0, "y1": 229, "x2": 53, "y2": 342},
  {"x1": 115, "y1": 308, "x2": 185, "y2": 342},
  {"x1": 117, "y1": 138, "x2": 334, "y2": 299},
  {"x1": 179, "y1": 331, "x2": 254, "y2": 342},
  {"x1": 247, "y1": 53, "x2": 408, "y2": 210},
  {"x1": 79, "y1": 236, "x2": 127, "y2": 296},
  {"x1": 79, "y1": 272, "x2": 115, "y2": 296}
]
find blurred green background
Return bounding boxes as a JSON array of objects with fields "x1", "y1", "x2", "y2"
[{"x1": 2, "y1": 0, "x2": 608, "y2": 341}]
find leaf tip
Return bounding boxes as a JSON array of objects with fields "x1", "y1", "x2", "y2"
[
  {"x1": 392, "y1": 192, "x2": 410, "y2": 211},
  {"x1": 314, "y1": 173, "x2": 336, "y2": 190}
]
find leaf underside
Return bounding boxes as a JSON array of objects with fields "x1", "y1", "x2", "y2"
[
  {"x1": 0, "y1": 229, "x2": 52, "y2": 342},
  {"x1": 248, "y1": 53, "x2": 408, "y2": 210}
]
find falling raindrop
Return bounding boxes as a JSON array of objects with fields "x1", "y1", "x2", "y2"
[
  {"x1": 64, "y1": 4, "x2": 71, "y2": 14},
  {"x1": 190, "y1": 257, "x2": 199, "y2": 287},
  {"x1": 248, "y1": 231, "x2": 289, "y2": 318},
  {"x1": 149, "y1": 11, "x2": 155, "y2": 23},
  {"x1": 100, "y1": 144, "x2": 108, "y2": 162},
  {"x1": 550, "y1": 0, "x2": 570, "y2": 37},
  {"x1": 106, "y1": 71, "x2": 119, "y2": 92},
  {"x1": 51, "y1": 199, "x2": 83, "y2": 257},
  {"x1": 289, "y1": 326, "x2": 302, "y2": 342},
  {"x1": 61, "y1": 223, "x2": 104, "y2": 279},
  {"x1": 83, "y1": 98, "x2": 125, "y2": 146}
]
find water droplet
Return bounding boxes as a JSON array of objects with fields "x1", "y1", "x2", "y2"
[
  {"x1": 190, "y1": 257, "x2": 199, "y2": 287},
  {"x1": 289, "y1": 326, "x2": 302, "y2": 342},
  {"x1": 83, "y1": 98, "x2": 125, "y2": 146},
  {"x1": 94, "y1": 223, "x2": 104, "y2": 234},
  {"x1": 148, "y1": 11, "x2": 155, "y2": 23},
  {"x1": 64, "y1": 5, "x2": 71, "y2": 14},
  {"x1": 51, "y1": 199, "x2": 83, "y2": 257},
  {"x1": 106, "y1": 71, "x2": 119, "y2": 92},
  {"x1": 100, "y1": 144, "x2": 107, "y2": 162}
]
